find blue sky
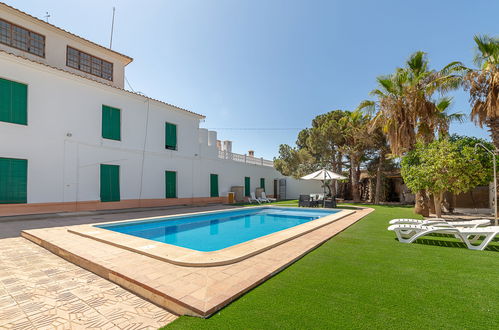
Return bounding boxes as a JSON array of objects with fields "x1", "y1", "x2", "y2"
[{"x1": 9, "y1": 0, "x2": 496, "y2": 159}]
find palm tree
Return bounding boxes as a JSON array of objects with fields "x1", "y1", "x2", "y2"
[
  {"x1": 358, "y1": 51, "x2": 466, "y2": 214},
  {"x1": 464, "y1": 35, "x2": 499, "y2": 150}
]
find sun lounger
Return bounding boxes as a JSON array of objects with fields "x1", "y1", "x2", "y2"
[
  {"x1": 388, "y1": 224, "x2": 499, "y2": 250},
  {"x1": 261, "y1": 192, "x2": 276, "y2": 203},
  {"x1": 389, "y1": 218, "x2": 491, "y2": 228},
  {"x1": 248, "y1": 192, "x2": 263, "y2": 204}
]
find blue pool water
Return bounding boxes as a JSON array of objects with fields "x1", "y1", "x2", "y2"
[{"x1": 97, "y1": 207, "x2": 339, "y2": 252}]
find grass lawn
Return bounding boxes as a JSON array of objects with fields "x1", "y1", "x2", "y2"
[{"x1": 165, "y1": 204, "x2": 499, "y2": 329}]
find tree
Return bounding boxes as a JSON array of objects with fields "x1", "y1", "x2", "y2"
[
  {"x1": 401, "y1": 137, "x2": 492, "y2": 217},
  {"x1": 358, "y1": 51, "x2": 466, "y2": 215},
  {"x1": 463, "y1": 35, "x2": 499, "y2": 150},
  {"x1": 335, "y1": 110, "x2": 372, "y2": 202}
]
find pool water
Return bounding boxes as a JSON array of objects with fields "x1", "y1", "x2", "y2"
[{"x1": 97, "y1": 207, "x2": 339, "y2": 252}]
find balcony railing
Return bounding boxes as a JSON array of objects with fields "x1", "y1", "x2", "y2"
[{"x1": 218, "y1": 150, "x2": 274, "y2": 167}]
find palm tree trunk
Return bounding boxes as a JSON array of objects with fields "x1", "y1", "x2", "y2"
[
  {"x1": 486, "y1": 117, "x2": 499, "y2": 151},
  {"x1": 374, "y1": 152, "x2": 384, "y2": 204},
  {"x1": 350, "y1": 154, "x2": 360, "y2": 202}
]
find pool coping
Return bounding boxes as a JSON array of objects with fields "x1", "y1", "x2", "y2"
[
  {"x1": 66, "y1": 206, "x2": 355, "y2": 267},
  {"x1": 21, "y1": 206, "x2": 373, "y2": 317}
]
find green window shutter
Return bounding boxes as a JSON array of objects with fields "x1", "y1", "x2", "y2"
[
  {"x1": 100, "y1": 164, "x2": 120, "y2": 202},
  {"x1": 245, "y1": 177, "x2": 250, "y2": 197},
  {"x1": 165, "y1": 122, "x2": 177, "y2": 150},
  {"x1": 260, "y1": 178, "x2": 265, "y2": 191},
  {"x1": 102, "y1": 105, "x2": 121, "y2": 141},
  {"x1": 0, "y1": 157, "x2": 27, "y2": 204},
  {"x1": 210, "y1": 174, "x2": 219, "y2": 197},
  {"x1": 165, "y1": 171, "x2": 177, "y2": 198},
  {"x1": 0, "y1": 77, "x2": 27, "y2": 125}
]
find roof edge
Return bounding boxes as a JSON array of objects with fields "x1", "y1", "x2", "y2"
[
  {"x1": 0, "y1": 2, "x2": 133, "y2": 64},
  {"x1": 0, "y1": 49, "x2": 205, "y2": 119}
]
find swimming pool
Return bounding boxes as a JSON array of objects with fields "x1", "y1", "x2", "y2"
[{"x1": 97, "y1": 207, "x2": 340, "y2": 252}]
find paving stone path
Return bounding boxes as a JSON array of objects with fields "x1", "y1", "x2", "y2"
[{"x1": 0, "y1": 237, "x2": 177, "y2": 329}]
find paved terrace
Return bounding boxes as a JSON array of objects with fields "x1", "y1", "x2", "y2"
[{"x1": 1, "y1": 205, "x2": 372, "y2": 327}]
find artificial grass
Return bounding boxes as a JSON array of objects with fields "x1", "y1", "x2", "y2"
[{"x1": 164, "y1": 204, "x2": 499, "y2": 329}]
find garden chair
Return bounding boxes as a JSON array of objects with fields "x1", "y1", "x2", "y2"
[
  {"x1": 389, "y1": 218, "x2": 490, "y2": 228},
  {"x1": 261, "y1": 192, "x2": 276, "y2": 203},
  {"x1": 248, "y1": 192, "x2": 263, "y2": 204}
]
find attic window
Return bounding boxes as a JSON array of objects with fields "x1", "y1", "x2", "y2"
[
  {"x1": 66, "y1": 46, "x2": 113, "y2": 81},
  {"x1": 0, "y1": 18, "x2": 45, "y2": 57}
]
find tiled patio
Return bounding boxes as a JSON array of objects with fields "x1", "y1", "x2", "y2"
[
  {"x1": 0, "y1": 237, "x2": 177, "y2": 329},
  {"x1": 22, "y1": 207, "x2": 373, "y2": 318}
]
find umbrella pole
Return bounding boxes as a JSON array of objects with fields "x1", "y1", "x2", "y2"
[{"x1": 323, "y1": 170, "x2": 326, "y2": 208}]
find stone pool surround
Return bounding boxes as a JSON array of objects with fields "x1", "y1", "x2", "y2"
[
  {"x1": 22, "y1": 206, "x2": 373, "y2": 317},
  {"x1": 67, "y1": 206, "x2": 355, "y2": 266}
]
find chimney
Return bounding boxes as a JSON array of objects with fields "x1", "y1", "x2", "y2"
[
  {"x1": 248, "y1": 150, "x2": 254, "y2": 157},
  {"x1": 216, "y1": 140, "x2": 222, "y2": 150},
  {"x1": 223, "y1": 140, "x2": 232, "y2": 153}
]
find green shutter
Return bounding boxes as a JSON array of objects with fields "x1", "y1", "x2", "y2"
[
  {"x1": 165, "y1": 122, "x2": 177, "y2": 150},
  {"x1": 0, "y1": 77, "x2": 27, "y2": 125},
  {"x1": 210, "y1": 174, "x2": 218, "y2": 197},
  {"x1": 165, "y1": 171, "x2": 177, "y2": 198},
  {"x1": 0, "y1": 157, "x2": 27, "y2": 204},
  {"x1": 102, "y1": 105, "x2": 121, "y2": 141},
  {"x1": 100, "y1": 164, "x2": 120, "y2": 202},
  {"x1": 260, "y1": 178, "x2": 265, "y2": 191},
  {"x1": 245, "y1": 177, "x2": 250, "y2": 197}
]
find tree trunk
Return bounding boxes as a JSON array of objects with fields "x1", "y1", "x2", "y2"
[
  {"x1": 486, "y1": 117, "x2": 499, "y2": 151},
  {"x1": 433, "y1": 192, "x2": 444, "y2": 218},
  {"x1": 414, "y1": 190, "x2": 430, "y2": 217},
  {"x1": 350, "y1": 155, "x2": 360, "y2": 202},
  {"x1": 374, "y1": 152, "x2": 384, "y2": 204}
]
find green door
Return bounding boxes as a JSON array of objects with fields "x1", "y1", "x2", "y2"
[
  {"x1": 100, "y1": 164, "x2": 120, "y2": 202},
  {"x1": 165, "y1": 171, "x2": 177, "y2": 198},
  {"x1": 244, "y1": 177, "x2": 250, "y2": 196},
  {"x1": 0, "y1": 157, "x2": 27, "y2": 203},
  {"x1": 210, "y1": 174, "x2": 219, "y2": 197},
  {"x1": 260, "y1": 178, "x2": 265, "y2": 191}
]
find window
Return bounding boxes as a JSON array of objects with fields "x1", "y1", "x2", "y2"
[
  {"x1": 100, "y1": 164, "x2": 120, "y2": 202},
  {"x1": 260, "y1": 178, "x2": 265, "y2": 192},
  {"x1": 165, "y1": 122, "x2": 177, "y2": 150},
  {"x1": 244, "y1": 177, "x2": 250, "y2": 197},
  {"x1": 165, "y1": 171, "x2": 177, "y2": 198},
  {"x1": 0, "y1": 18, "x2": 45, "y2": 57},
  {"x1": 0, "y1": 77, "x2": 27, "y2": 125},
  {"x1": 210, "y1": 174, "x2": 219, "y2": 197},
  {"x1": 66, "y1": 46, "x2": 113, "y2": 81},
  {"x1": 102, "y1": 105, "x2": 121, "y2": 141},
  {"x1": 0, "y1": 157, "x2": 27, "y2": 204}
]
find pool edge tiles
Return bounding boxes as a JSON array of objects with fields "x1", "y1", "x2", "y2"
[{"x1": 67, "y1": 206, "x2": 356, "y2": 267}]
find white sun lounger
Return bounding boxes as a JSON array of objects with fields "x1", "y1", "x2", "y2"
[
  {"x1": 248, "y1": 192, "x2": 263, "y2": 204},
  {"x1": 389, "y1": 218, "x2": 491, "y2": 228},
  {"x1": 388, "y1": 224, "x2": 499, "y2": 250},
  {"x1": 261, "y1": 192, "x2": 276, "y2": 203}
]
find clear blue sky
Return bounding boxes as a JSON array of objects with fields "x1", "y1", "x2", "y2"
[{"x1": 8, "y1": 0, "x2": 495, "y2": 159}]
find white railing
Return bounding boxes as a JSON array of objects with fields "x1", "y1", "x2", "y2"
[{"x1": 218, "y1": 150, "x2": 274, "y2": 167}]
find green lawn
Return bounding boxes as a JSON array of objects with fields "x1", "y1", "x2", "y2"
[{"x1": 165, "y1": 204, "x2": 499, "y2": 329}]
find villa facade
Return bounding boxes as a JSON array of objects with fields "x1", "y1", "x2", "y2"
[{"x1": 0, "y1": 3, "x2": 319, "y2": 216}]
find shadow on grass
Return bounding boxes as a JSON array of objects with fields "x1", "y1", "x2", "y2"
[{"x1": 404, "y1": 237, "x2": 499, "y2": 252}]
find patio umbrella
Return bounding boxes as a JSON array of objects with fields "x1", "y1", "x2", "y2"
[{"x1": 301, "y1": 169, "x2": 347, "y2": 207}]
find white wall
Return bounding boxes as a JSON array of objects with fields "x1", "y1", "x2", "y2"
[{"x1": 0, "y1": 53, "x2": 321, "y2": 205}]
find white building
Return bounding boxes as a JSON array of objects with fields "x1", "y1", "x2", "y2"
[{"x1": 0, "y1": 3, "x2": 320, "y2": 216}]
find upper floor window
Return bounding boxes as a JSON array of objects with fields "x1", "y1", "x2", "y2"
[
  {"x1": 66, "y1": 46, "x2": 113, "y2": 81},
  {"x1": 0, "y1": 18, "x2": 45, "y2": 57}
]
